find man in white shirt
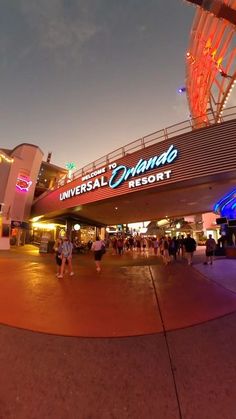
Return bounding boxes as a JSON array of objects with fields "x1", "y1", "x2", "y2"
[{"x1": 91, "y1": 236, "x2": 106, "y2": 272}]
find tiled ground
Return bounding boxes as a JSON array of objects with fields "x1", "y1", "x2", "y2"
[
  {"x1": 0, "y1": 245, "x2": 236, "y2": 418},
  {"x1": 0, "y1": 246, "x2": 236, "y2": 337}
]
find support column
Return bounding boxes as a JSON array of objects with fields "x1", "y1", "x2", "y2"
[{"x1": 0, "y1": 215, "x2": 10, "y2": 250}]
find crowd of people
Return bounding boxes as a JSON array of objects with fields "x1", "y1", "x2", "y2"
[
  {"x1": 109, "y1": 233, "x2": 197, "y2": 265},
  {"x1": 52, "y1": 232, "x2": 217, "y2": 278},
  {"x1": 53, "y1": 235, "x2": 106, "y2": 277}
]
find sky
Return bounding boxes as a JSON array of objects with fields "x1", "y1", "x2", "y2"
[{"x1": 0, "y1": 0, "x2": 195, "y2": 170}]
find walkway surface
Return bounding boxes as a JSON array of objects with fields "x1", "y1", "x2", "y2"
[{"x1": 0, "y1": 245, "x2": 236, "y2": 418}]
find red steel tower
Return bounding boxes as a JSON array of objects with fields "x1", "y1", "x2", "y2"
[{"x1": 185, "y1": 0, "x2": 236, "y2": 126}]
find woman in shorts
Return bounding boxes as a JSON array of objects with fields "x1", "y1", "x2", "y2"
[{"x1": 58, "y1": 237, "x2": 74, "y2": 278}]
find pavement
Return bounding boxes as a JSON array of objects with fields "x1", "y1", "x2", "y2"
[{"x1": 0, "y1": 245, "x2": 236, "y2": 419}]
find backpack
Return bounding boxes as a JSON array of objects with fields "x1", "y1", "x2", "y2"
[{"x1": 101, "y1": 244, "x2": 106, "y2": 254}]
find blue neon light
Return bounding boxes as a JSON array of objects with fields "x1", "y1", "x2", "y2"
[
  {"x1": 213, "y1": 189, "x2": 236, "y2": 213},
  {"x1": 109, "y1": 144, "x2": 178, "y2": 189},
  {"x1": 214, "y1": 189, "x2": 236, "y2": 220},
  {"x1": 221, "y1": 197, "x2": 235, "y2": 212}
]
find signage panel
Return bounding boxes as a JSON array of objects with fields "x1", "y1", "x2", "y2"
[
  {"x1": 59, "y1": 144, "x2": 178, "y2": 201},
  {"x1": 32, "y1": 119, "x2": 236, "y2": 218}
]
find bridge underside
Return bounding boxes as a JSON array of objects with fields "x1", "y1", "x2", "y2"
[
  {"x1": 37, "y1": 173, "x2": 236, "y2": 226},
  {"x1": 32, "y1": 118, "x2": 236, "y2": 227}
]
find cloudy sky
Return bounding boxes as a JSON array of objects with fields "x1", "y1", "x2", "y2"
[{"x1": 0, "y1": 0, "x2": 195, "y2": 169}]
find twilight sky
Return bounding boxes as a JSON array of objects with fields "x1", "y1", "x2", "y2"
[{"x1": 0, "y1": 0, "x2": 195, "y2": 170}]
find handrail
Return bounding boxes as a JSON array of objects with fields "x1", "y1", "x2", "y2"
[{"x1": 51, "y1": 105, "x2": 236, "y2": 190}]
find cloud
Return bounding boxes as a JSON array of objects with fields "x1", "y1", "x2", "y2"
[
  {"x1": 171, "y1": 95, "x2": 190, "y2": 123},
  {"x1": 19, "y1": 0, "x2": 100, "y2": 58}
]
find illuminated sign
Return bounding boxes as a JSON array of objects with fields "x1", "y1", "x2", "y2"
[
  {"x1": 66, "y1": 162, "x2": 76, "y2": 170},
  {"x1": 128, "y1": 170, "x2": 172, "y2": 188},
  {"x1": 109, "y1": 145, "x2": 178, "y2": 188},
  {"x1": 66, "y1": 162, "x2": 76, "y2": 180},
  {"x1": 16, "y1": 177, "x2": 32, "y2": 192},
  {"x1": 214, "y1": 189, "x2": 236, "y2": 219},
  {"x1": 82, "y1": 167, "x2": 106, "y2": 181},
  {"x1": 59, "y1": 144, "x2": 179, "y2": 201},
  {"x1": 60, "y1": 177, "x2": 108, "y2": 201}
]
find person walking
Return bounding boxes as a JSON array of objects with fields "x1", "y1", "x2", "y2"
[
  {"x1": 162, "y1": 236, "x2": 170, "y2": 265},
  {"x1": 116, "y1": 236, "x2": 124, "y2": 256},
  {"x1": 178, "y1": 235, "x2": 185, "y2": 259},
  {"x1": 57, "y1": 236, "x2": 74, "y2": 278},
  {"x1": 153, "y1": 237, "x2": 159, "y2": 256},
  {"x1": 141, "y1": 237, "x2": 148, "y2": 252},
  {"x1": 169, "y1": 236, "x2": 179, "y2": 261},
  {"x1": 184, "y1": 233, "x2": 196, "y2": 265},
  {"x1": 91, "y1": 236, "x2": 106, "y2": 272},
  {"x1": 136, "y1": 236, "x2": 141, "y2": 253},
  {"x1": 53, "y1": 237, "x2": 63, "y2": 278},
  {"x1": 204, "y1": 234, "x2": 216, "y2": 265}
]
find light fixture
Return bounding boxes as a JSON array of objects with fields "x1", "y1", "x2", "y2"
[
  {"x1": 32, "y1": 222, "x2": 56, "y2": 230},
  {"x1": 0, "y1": 153, "x2": 14, "y2": 163},
  {"x1": 31, "y1": 216, "x2": 43, "y2": 222}
]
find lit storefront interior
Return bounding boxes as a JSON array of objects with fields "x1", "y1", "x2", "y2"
[
  {"x1": 29, "y1": 217, "x2": 98, "y2": 252},
  {"x1": 31, "y1": 221, "x2": 66, "y2": 244},
  {"x1": 105, "y1": 213, "x2": 222, "y2": 244}
]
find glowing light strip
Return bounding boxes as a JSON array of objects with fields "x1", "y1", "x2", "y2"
[
  {"x1": 221, "y1": 197, "x2": 235, "y2": 213},
  {"x1": 0, "y1": 153, "x2": 14, "y2": 163},
  {"x1": 32, "y1": 222, "x2": 56, "y2": 229},
  {"x1": 218, "y1": 80, "x2": 236, "y2": 120},
  {"x1": 214, "y1": 189, "x2": 236, "y2": 212},
  {"x1": 214, "y1": 189, "x2": 236, "y2": 219}
]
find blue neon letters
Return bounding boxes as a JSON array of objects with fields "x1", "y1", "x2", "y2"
[
  {"x1": 214, "y1": 189, "x2": 236, "y2": 219},
  {"x1": 109, "y1": 145, "x2": 178, "y2": 189}
]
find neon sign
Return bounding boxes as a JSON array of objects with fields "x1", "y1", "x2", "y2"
[
  {"x1": 60, "y1": 177, "x2": 108, "y2": 200},
  {"x1": 214, "y1": 189, "x2": 236, "y2": 219},
  {"x1": 59, "y1": 144, "x2": 179, "y2": 201},
  {"x1": 16, "y1": 177, "x2": 32, "y2": 192},
  {"x1": 109, "y1": 145, "x2": 178, "y2": 188}
]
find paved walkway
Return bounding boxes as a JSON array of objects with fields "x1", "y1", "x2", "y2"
[{"x1": 0, "y1": 245, "x2": 236, "y2": 418}]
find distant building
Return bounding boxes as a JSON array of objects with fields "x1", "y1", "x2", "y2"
[
  {"x1": 35, "y1": 160, "x2": 68, "y2": 198},
  {"x1": 0, "y1": 144, "x2": 67, "y2": 249}
]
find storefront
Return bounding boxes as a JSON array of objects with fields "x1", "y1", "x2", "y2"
[{"x1": 0, "y1": 144, "x2": 43, "y2": 250}]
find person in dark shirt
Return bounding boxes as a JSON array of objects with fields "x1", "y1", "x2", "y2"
[
  {"x1": 169, "y1": 236, "x2": 179, "y2": 261},
  {"x1": 184, "y1": 233, "x2": 196, "y2": 266},
  {"x1": 178, "y1": 235, "x2": 185, "y2": 259},
  {"x1": 204, "y1": 234, "x2": 216, "y2": 265}
]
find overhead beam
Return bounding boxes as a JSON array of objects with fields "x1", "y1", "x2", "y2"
[{"x1": 185, "y1": 0, "x2": 236, "y2": 26}]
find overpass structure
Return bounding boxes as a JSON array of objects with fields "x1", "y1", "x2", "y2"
[
  {"x1": 32, "y1": 107, "x2": 236, "y2": 226},
  {"x1": 186, "y1": 0, "x2": 236, "y2": 25},
  {"x1": 185, "y1": 0, "x2": 236, "y2": 126}
]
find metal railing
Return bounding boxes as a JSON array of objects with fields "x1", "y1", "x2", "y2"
[{"x1": 52, "y1": 106, "x2": 236, "y2": 190}]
